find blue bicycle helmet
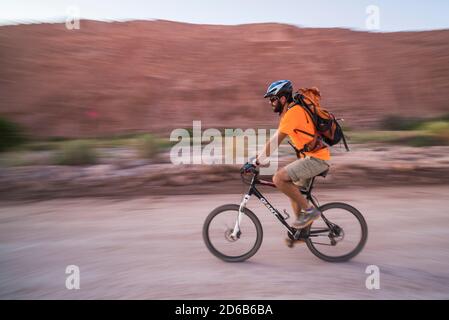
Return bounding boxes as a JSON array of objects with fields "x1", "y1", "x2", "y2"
[{"x1": 263, "y1": 80, "x2": 293, "y2": 98}]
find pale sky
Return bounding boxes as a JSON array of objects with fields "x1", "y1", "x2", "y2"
[{"x1": 1, "y1": 0, "x2": 448, "y2": 32}]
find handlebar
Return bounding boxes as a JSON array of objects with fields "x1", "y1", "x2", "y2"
[
  {"x1": 240, "y1": 167, "x2": 259, "y2": 185},
  {"x1": 240, "y1": 167, "x2": 259, "y2": 176}
]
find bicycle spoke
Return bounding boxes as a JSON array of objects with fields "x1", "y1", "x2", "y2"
[
  {"x1": 306, "y1": 203, "x2": 368, "y2": 262},
  {"x1": 204, "y1": 207, "x2": 261, "y2": 261}
]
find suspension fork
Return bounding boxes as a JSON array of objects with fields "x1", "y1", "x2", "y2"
[
  {"x1": 231, "y1": 176, "x2": 257, "y2": 238},
  {"x1": 230, "y1": 193, "x2": 251, "y2": 239}
]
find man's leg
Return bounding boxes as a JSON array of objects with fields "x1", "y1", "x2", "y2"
[
  {"x1": 273, "y1": 168, "x2": 310, "y2": 247},
  {"x1": 280, "y1": 157, "x2": 330, "y2": 228},
  {"x1": 272, "y1": 168, "x2": 308, "y2": 217},
  {"x1": 289, "y1": 199, "x2": 301, "y2": 218}
]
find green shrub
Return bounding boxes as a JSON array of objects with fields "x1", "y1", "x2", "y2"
[
  {"x1": 21, "y1": 141, "x2": 60, "y2": 151},
  {"x1": 0, "y1": 117, "x2": 26, "y2": 152},
  {"x1": 418, "y1": 121, "x2": 449, "y2": 135},
  {"x1": 416, "y1": 120, "x2": 449, "y2": 143},
  {"x1": 0, "y1": 151, "x2": 31, "y2": 167},
  {"x1": 393, "y1": 135, "x2": 448, "y2": 147},
  {"x1": 54, "y1": 140, "x2": 97, "y2": 165},
  {"x1": 339, "y1": 124, "x2": 352, "y2": 132},
  {"x1": 379, "y1": 115, "x2": 423, "y2": 131},
  {"x1": 380, "y1": 113, "x2": 449, "y2": 131},
  {"x1": 137, "y1": 134, "x2": 161, "y2": 159},
  {"x1": 47, "y1": 136, "x2": 69, "y2": 142},
  {"x1": 348, "y1": 131, "x2": 402, "y2": 144}
]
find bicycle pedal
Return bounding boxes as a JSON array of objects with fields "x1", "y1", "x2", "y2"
[
  {"x1": 285, "y1": 238, "x2": 294, "y2": 248},
  {"x1": 285, "y1": 237, "x2": 305, "y2": 248}
]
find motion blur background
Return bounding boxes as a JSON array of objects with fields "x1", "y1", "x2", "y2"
[{"x1": 0, "y1": 0, "x2": 448, "y2": 299}]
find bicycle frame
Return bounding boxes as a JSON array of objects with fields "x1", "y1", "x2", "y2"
[{"x1": 231, "y1": 173, "x2": 331, "y2": 240}]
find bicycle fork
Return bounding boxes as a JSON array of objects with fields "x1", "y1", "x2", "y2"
[{"x1": 230, "y1": 194, "x2": 251, "y2": 239}]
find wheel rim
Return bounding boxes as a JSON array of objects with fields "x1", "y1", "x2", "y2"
[
  {"x1": 307, "y1": 204, "x2": 367, "y2": 260},
  {"x1": 206, "y1": 209, "x2": 259, "y2": 259}
]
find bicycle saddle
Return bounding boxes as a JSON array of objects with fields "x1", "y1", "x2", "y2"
[
  {"x1": 317, "y1": 168, "x2": 329, "y2": 178},
  {"x1": 299, "y1": 169, "x2": 329, "y2": 194}
]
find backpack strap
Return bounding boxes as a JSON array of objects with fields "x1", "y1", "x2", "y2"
[
  {"x1": 289, "y1": 103, "x2": 324, "y2": 154},
  {"x1": 295, "y1": 95, "x2": 319, "y2": 128},
  {"x1": 288, "y1": 140, "x2": 305, "y2": 158},
  {"x1": 288, "y1": 102, "x2": 316, "y2": 135},
  {"x1": 293, "y1": 128, "x2": 314, "y2": 138},
  {"x1": 336, "y1": 122, "x2": 350, "y2": 151},
  {"x1": 342, "y1": 133, "x2": 350, "y2": 151},
  {"x1": 287, "y1": 102, "x2": 297, "y2": 110},
  {"x1": 288, "y1": 102, "x2": 315, "y2": 128}
]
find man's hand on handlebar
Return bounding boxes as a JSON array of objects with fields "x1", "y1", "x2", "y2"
[{"x1": 240, "y1": 158, "x2": 259, "y2": 175}]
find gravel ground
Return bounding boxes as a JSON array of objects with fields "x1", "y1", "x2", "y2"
[{"x1": 1, "y1": 186, "x2": 449, "y2": 299}]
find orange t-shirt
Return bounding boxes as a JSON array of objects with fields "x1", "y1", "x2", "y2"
[{"x1": 278, "y1": 104, "x2": 331, "y2": 161}]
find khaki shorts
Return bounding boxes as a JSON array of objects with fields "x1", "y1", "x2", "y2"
[{"x1": 285, "y1": 157, "x2": 330, "y2": 187}]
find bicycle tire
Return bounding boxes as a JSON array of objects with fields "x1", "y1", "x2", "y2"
[
  {"x1": 306, "y1": 202, "x2": 368, "y2": 262},
  {"x1": 203, "y1": 204, "x2": 263, "y2": 263}
]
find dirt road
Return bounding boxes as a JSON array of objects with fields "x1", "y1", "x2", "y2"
[{"x1": 1, "y1": 186, "x2": 449, "y2": 299}]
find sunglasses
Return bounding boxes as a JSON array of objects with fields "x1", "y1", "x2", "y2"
[{"x1": 269, "y1": 96, "x2": 279, "y2": 103}]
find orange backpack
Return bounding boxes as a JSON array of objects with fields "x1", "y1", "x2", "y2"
[{"x1": 290, "y1": 87, "x2": 349, "y2": 156}]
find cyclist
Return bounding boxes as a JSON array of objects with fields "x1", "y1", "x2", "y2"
[{"x1": 241, "y1": 80, "x2": 330, "y2": 241}]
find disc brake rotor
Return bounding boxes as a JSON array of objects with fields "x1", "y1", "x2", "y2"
[{"x1": 224, "y1": 229, "x2": 241, "y2": 242}]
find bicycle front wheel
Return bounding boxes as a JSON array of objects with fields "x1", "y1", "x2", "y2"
[
  {"x1": 306, "y1": 202, "x2": 368, "y2": 262},
  {"x1": 203, "y1": 204, "x2": 263, "y2": 262}
]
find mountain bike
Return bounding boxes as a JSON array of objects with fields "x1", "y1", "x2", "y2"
[{"x1": 202, "y1": 167, "x2": 368, "y2": 263}]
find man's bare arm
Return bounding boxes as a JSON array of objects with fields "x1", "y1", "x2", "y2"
[{"x1": 256, "y1": 130, "x2": 288, "y2": 165}]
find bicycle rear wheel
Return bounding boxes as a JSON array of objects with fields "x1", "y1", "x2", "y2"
[
  {"x1": 306, "y1": 202, "x2": 368, "y2": 262},
  {"x1": 203, "y1": 204, "x2": 263, "y2": 262}
]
